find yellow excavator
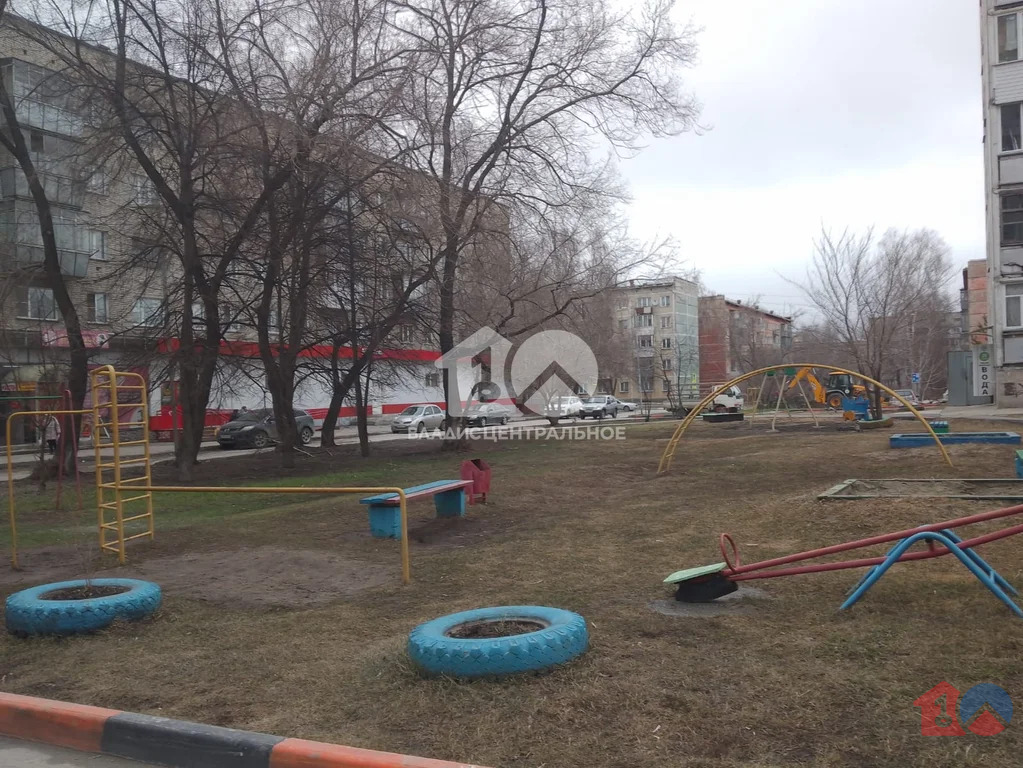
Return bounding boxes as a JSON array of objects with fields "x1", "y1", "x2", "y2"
[{"x1": 787, "y1": 367, "x2": 877, "y2": 410}]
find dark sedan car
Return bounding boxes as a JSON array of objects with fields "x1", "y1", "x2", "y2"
[
  {"x1": 463, "y1": 402, "x2": 513, "y2": 427},
  {"x1": 217, "y1": 408, "x2": 315, "y2": 449}
]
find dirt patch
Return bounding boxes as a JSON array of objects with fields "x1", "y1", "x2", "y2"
[
  {"x1": 117, "y1": 546, "x2": 392, "y2": 607},
  {"x1": 42, "y1": 584, "x2": 128, "y2": 600},
  {"x1": 649, "y1": 586, "x2": 773, "y2": 618},
  {"x1": 447, "y1": 619, "x2": 545, "y2": 638}
]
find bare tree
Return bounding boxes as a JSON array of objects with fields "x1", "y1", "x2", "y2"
[
  {"x1": 792, "y1": 226, "x2": 955, "y2": 417},
  {"x1": 390, "y1": 0, "x2": 701, "y2": 433},
  {"x1": 0, "y1": 5, "x2": 88, "y2": 468}
]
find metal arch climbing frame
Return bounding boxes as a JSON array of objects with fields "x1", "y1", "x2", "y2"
[{"x1": 657, "y1": 363, "x2": 952, "y2": 474}]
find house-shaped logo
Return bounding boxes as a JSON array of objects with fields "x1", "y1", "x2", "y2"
[
  {"x1": 435, "y1": 327, "x2": 598, "y2": 417},
  {"x1": 914, "y1": 682, "x2": 1012, "y2": 736},
  {"x1": 434, "y1": 327, "x2": 513, "y2": 416}
]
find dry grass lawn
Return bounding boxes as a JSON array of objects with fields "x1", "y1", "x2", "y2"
[{"x1": 3, "y1": 418, "x2": 1023, "y2": 767}]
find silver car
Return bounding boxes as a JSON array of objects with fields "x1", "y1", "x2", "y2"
[
  {"x1": 390, "y1": 404, "x2": 446, "y2": 433},
  {"x1": 579, "y1": 395, "x2": 619, "y2": 419}
]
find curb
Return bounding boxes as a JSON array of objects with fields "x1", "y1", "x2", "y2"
[{"x1": 0, "y1": 692, "x2": 487, "y2": 768}]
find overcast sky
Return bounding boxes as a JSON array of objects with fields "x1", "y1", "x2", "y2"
[{"x1": 620, "y1": 0, "x2": 983, "y2": 317}]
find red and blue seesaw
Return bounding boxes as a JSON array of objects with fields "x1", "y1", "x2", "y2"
[{"x1": 665, "y1": 504, "x2": 1023, "y2": 617}]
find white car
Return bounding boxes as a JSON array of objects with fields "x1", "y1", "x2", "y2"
[
  {"x1": 544, "y1": 395, "x2": 583, "y2": 421},
  {"x1": 615, "y1": 398, "x2": 637, "y2": 412},
  {"x1": 892, "y1": 389, "x2": 922, "y2": 408},
  {"x1": 706, "y1": 386, "x2": 744, "y2": 413}
]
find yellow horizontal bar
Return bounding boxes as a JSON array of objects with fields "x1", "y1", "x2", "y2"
[
  {"x1": 132, "y1": 485, "x2": 406, "y2": 495},
  {"x1": 96, "y1": 457, "x2": 150, "y2": 468},
  {"x1": 98, "y1": 478, "x2": 151, "y2": 488},
  {"x1": 99, "y1": 533, "x2": 147, "y2": 546},
  {"x1": 99, "y1": 494, "x2": 151, "y2": 508},
  {"x1": 100, "y1": 439, "x2": 149, "y2": 447},
  {"x1": 7, "y1": 408, "x2": 91, "y2": 418},
  {"x1": 99, "y1": 511, "x2": 152, "y2": 526}
]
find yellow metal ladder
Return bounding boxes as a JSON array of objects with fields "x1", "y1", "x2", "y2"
[{"x1": 90, "y1": 366, "x2": 154, "y2": 564}]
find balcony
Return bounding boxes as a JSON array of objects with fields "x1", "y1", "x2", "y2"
[
  {"x1": 1, "y1": 60, "x2": 83, "y2": 138},
  {"x1": 0, "y1": 166, "x2": 84, "y2": 208},
  {"x1": 0, "y1": 200, "x2": 92, "y2": 277},
  {"x1": 0, "y1": 243, "x2": 90, "y2": 277}
]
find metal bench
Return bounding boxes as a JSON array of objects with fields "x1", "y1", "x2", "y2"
[{"x1": 359, "y1": 479, "x2": 474, "y2": 539}]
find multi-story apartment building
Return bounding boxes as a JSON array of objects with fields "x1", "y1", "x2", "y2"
[
  {"x1": 960, "y1": 259, "x2": 991, "y2": 346},
  {"x1": 609, "y1": 277, "x2": 700, "y2": 402},
  {"x1": 698, "y1": 296, "x2": 792, "y2": 384},
  {"x1": 0, "y1": 17, "x2": 459, "y2": 442},
  {"x1": 980, "y1": 0, "x2": 1023, "y2": 405}
]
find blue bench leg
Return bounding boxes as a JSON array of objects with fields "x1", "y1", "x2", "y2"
[
  {"x1": 434, "y1": 489, "x2": 466, "y2": 519},
  {"x1": 367, "y1": 504, "x2": 401, "y2": 539}
]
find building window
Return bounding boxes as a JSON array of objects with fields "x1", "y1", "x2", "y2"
[
  {"x1": 661, "y1": 338, "x2": 672, "y2": 349},
  {"x1": 132, "y1": 297, "x2": 163, "y2": 327},
  {"x1": 618, "y1": 319, "x2": 628, "y2": 330},
  {"x1": 17, "y1": 286, "x2": 57, "y2": 320},
  {"x1": 662, "y1": 358, "x2": 673, "y2": 372},
  {"x1": 638, "y1": 335, "x2": 653, "y2": 348},
  {"x1": 1003, "y1": 194, "x2": 1023, "y2": 246},
  {"x1": 87, "y1": 292, "x2": 108, "y2": 323},
  {"x1": 637, "y1": 296, "x2": 653, "y2": 308},
  {"x1": 1000, "y1": 13, "x2": 1020, "y2": 63},
  {"x1": 399, "y1": 324, "x2": 415, "y2": 342},
  {"x1": 634, "y1": 314, "x2": 652, "y2": 328},
  {"x1": 87, "y1": 229, "x2": 106, "y2": 260},
  {"x1": 1003, "y1": 104, "x2": 1022, "y2": 152},
  {"x1": 660, "y1": 316, "x2": 672, "y2": 329},
  {"x1": 619, "y1": 381, "x2": 630, "y2": 394},
  {"x1": 29, "y1": 131, "x2": 44, "y2": 153},
  {"x1": 660, "y1": 295, "x2": 670, "y2": 307},
  {"x1": 85, "y1": 169, "x2": 109, "y2": 195},
  {"x1": 131, "y1": 175, "x2": 158, "y2": 205},
  {"x1": 425, "y1": 372, "x2": 440, "y2": 387},
  {"x1": 1007, "y1": 284, "x2": 1023, "y2": 329}
]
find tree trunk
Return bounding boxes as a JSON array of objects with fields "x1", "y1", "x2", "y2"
[
  {"x1": 320, "y1": 356, "x2": 344, "y2": 448},
  {"x1": 871, "y1": 384, "x2": 884, "y2": 421},
  {"x1": 438, "y1": 243, "x2": 467, "y2": 448},
  {"x1": 354, "y1": 367, "x2": 370, "y2": 458},
  {"x1": 0, "y1": 79, "x2": 88, "y2": 474}
]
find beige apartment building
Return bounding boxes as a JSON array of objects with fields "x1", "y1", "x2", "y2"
[
  {"x1": 0, "y1": 16, "x2": 461, "y2": 442},
  {"x1": 608, "y1": 276, "x2": 700, "y2": 403}
]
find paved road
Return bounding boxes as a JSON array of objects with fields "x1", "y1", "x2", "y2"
[
  {"x1": 2, "y1": 412, "x2": 652, "y2": 481},
  {"x1": 0, "y1": 737, "x2": 152, "y2": 767}
]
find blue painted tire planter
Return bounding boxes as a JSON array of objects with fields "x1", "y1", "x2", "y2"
[
  {"x1": 408, "y1": 605, "x2": 588, "y2": 678},
  {"x1": 5, "y1": 578, "x2": 161, "y2": 637}
]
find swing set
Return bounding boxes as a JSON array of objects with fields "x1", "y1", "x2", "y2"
[{"x1": 658, "y1": 363, "x2": 950, "y2": 474}]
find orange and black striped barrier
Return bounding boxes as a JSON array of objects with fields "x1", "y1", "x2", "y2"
[{"x1": 0, "y1": 692, "x2": 487, "y2": 768}]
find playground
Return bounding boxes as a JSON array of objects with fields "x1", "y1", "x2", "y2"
[{"x1": 2, "y1": 415, "x2": 1023, "y2": 767}]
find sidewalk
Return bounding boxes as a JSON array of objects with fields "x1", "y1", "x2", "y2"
[
  {"x1": 936, "y1": 404, "x2": 1023, "y2": 421},
  {"x1": 0, "y1": 737, "x2": 150, "y2": 767}
]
